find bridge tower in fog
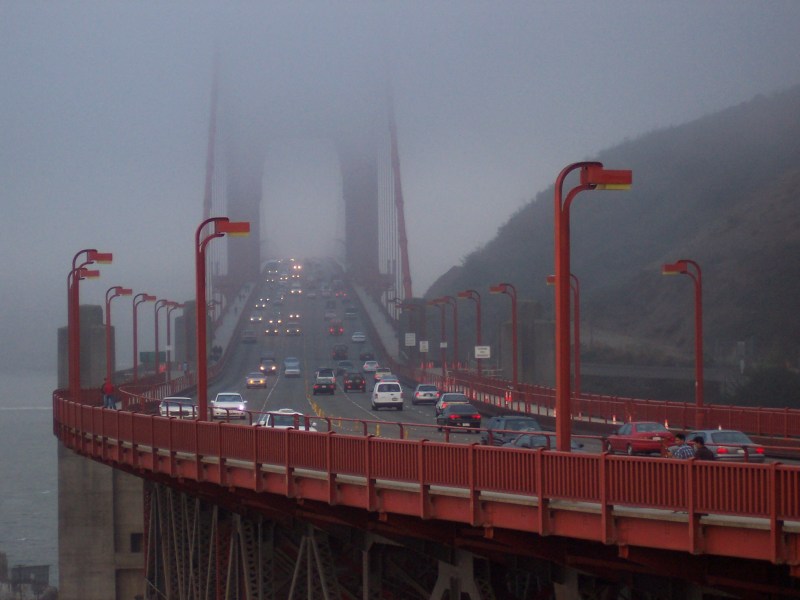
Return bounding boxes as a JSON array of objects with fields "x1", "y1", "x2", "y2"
[{"x1": 201, "y1": 62, "x2": 413, "y2": 313}]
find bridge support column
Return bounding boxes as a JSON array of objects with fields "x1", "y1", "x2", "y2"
[{"x1": 429, "y1": 549, "x2": 494, "y2": 600}]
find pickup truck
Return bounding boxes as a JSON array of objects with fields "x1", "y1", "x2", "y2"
[{"x1": 312, "y1": 369, "x2": 336, "y2": 395}]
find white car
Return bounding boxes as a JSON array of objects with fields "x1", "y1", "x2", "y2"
[
  {"x1": 283, "y1": 357, "x2": 301, "y2": 377},
  {"x1": 371, "y1": 381, "x2": 403, "y2": 411},
  {"x1": 211, "y1": 392, "x2": 248, "y2": 419},
  {"x1": 362, "y1": 360, "x2": 379, "y2": 373},
  {"x1": 411, "y1": 384, "x2": 440, "y2": 405},
  {"x1": 351, "y1": 331, "x2": 366, "y2": 343},
  {"x1": 255, "y1": 408, "x2": 317, "y2": 431},
  {"x1": 159, "y1": 396, "x2": 196, "y2": 418}
]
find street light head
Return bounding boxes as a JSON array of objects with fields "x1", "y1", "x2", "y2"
[
  {"x1": 662, "y1": 261, "x2": 688, "y2": 275},
  {"x1": 118, "y1": 287, "x2": 133, "y2": 296},
  {"x1": 79, "y1": 268, "x2": 101, "y2": 280},
  {"x1": 143, "y1": 294, "x2": 157, "y2": 302},
  {"x1": 489, "y1": 284, "x2": 505, "y2": 294},
  {"x1": 216, "y1": 220, "x2": 250, "y2": 236},
  {"x1": 88, "y1": 251, "x2": 113, "y2": 264},
  {"x1": 583, "y1": 165, "x2": 633, "y2": 190}
]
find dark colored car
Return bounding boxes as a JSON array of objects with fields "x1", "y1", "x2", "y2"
[
  {"x1": 259, "y1": 357, "x2": 278, "y2": 375},
  {"x1": 343, "y1": 372, "x2": 366, "y2": 392},
  {"x1": 331, "y1": 344, "x2": 348, "y2": 360},
  {"x1": 481, "y1": 415, "x2": 543, "y2": 446},
  {"x1": 336, "y1": 360, "x2": 355, "y2": 376},
  {"x1": 502, "y1": 432, "x2": 551, "y2": 450},
  {"x1": 328, "y1": 320, "x2": 344, "y2": 336},
  {"x1": 436, "y1": 403, "x2": 482, "y2": 432}
]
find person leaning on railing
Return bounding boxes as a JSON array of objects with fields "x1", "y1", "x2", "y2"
[
  {"x1": 692, "y1": 436, "x2": 716, "y2": 460},
  {"x1": 669, "y1": 433, "x2": 695, "y2": 459}
]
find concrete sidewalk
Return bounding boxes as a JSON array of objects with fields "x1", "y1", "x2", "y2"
[{"x1": 352, "y1": 285, "x2": 398, "y2": 362}]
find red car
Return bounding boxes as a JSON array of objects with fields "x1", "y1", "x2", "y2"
[{"x1": 605, "y1": 421, "x2": 675, "y2": 455}]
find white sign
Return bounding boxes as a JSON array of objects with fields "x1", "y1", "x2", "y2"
[
  {"x1": 405, "y1": 332, "x2": 416, "y2": 347},
  {"x1": 439, "y1": 341, "x2": 448, "y2": 349},
  {"x1": 419, "y1": 341, "x2": 429, "y2": 353},
  {"x1": 475, "y1": 346, "x2": 491, "y2": 359}
]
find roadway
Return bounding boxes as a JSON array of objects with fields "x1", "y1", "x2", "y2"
[{"x1": 204, "y1": 278, "x2": 484, "y2": 444}]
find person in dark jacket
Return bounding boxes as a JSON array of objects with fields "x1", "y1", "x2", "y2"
[{"x1": 693, "y1": 436, "x2": 716, "y2": 460}]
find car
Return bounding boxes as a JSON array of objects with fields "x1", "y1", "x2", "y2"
[
  {"x1": 434, "y1": 392, "x2": 470, "y2": 416},
  {"x1": 306, "y1": 290, "x2": 317, "y2": 299},
  {"x1": 313, "y1": 369, "x2": 336, "y2": 395},
  {"x1": 259, "y1": 357, "x2": 279, "y2": 375},
  {"x1": 481, "y1": 415, "x2": 543, "y2": 446},
  {"x1": 241, "y1": 328, "x2": 258, "y2": 343},
  {"x1": 289, "y1": 284, "x2": 302, "y2": 295},
  {"x1": 351, "y1": 331, "x2": 366, "y2": 343},
  {"x1": 371, "y1": 381, "x2": 403, "y2": 411},
  {"x1": 411, "y1": 384, "x2": 439, "y2": 405},
  {"x1": 436, "y1": 403, "x2": 481, "y2": 431},
  {"x1": 331, "y1": 344, "x2": 348, "y2": 360},
  {"x1": 249, "y1": 313, "x2": 263, "y2": 323},
  {"x1": 264, "y1": 325, "x2": 280, "y2": 336},
  {"x1": 343, "y1": 372, "x2": 366, "y2": 392},
  {"x1": 344, "y1": 307, "x2": 357, "y2": 320},
  {"x1": 211, "y1": 392, "x2": 248, "y2": 419},
  {"x1": 359, "y1": 351, "x2": 374, "y2": 361},
  {"x1": 285, "y1": 322, "x2": 302, "y2": 335},
  {"x1": 283, "y1": 357, "x2": 301, "y2": 377},
  {"x1": 373, "y1": 367, "x2": 392, "y2": 382},
  {"x1": 288, "y1": 311, "x2": 301, "y2": 320},
  {"x1": 501, "y1": 432, "x2": 551, "y2": 450},
  {"x1": 246, "y1": 371, "x2": 267, "y2": 388},
  {"x1": 336, "y1": 360, "x2": 356, "y2": 376},
  {"x1": 362, "y1": 360, "x2": 379, "y2": 373},
  {"x1": 255, "y1": 408, "x2": 317, "y2": 431},
  {"x1": 159, "y1": 396, "x2": 196, "y2": 418},
  {"x1": 328, "y1": 320, "x2": 344, "y2": 336},
  {"x1": 323, "y1": 309, "x2": 337, "y2": 321},
  {"x1": 686, "y1": 429, "x2": 765, "y2": 463},
  {"x1": 605, "y1": 421, "x2": 676, "y2": 455}
]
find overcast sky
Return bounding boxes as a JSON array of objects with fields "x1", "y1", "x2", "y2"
[{"x1": 2, "y1": 1, "x2": 800, "y2": 373}]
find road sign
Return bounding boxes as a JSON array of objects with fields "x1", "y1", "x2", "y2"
[
  {"x1": 439, "y1": 341, "x2": 448, "y2": 349},
  {"x1": 419, "y1": 341, "x2": 429, "y2": 353},
  {"x1": 405, "y1": 332, "x2": 416, "y2": 347},
  {"x1": 475, "y1": 346, "x2": 491, "y2": 359}
]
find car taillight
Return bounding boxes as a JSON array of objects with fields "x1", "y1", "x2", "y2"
[
  {"x1": 415, "y1": 393, "x2": 421, "y2": 398},
  {"x1": 755, "y1": 447, "x2": 764, "y2": 454},
  {"x1": 472, "y1": 414, "x2": 481, "y2": 420},
  {"x1": 449, "y1": 414, "x2": 459, "y2": 420},
  {"x1": 717, "y1": 447, "x2": 729, "y2": 454}
]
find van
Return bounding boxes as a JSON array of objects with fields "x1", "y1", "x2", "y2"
[{"x1": 371, "y1": 381, "x2": 403, "y2": 411}]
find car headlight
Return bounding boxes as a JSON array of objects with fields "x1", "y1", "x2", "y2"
[{"x1": 238, "y1": 404, "x2": 246, "y2": 411}]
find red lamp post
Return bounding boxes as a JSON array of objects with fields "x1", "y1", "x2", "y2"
[
  {"x1": 132, "y1": 293, "x2": 156, "y2": 382},
  {"x1": 554, "y1": 162, "x2": 632, "y2": 451},
  {"x1": 457, "y1": 289, "x2": 482, "y2": 375},
  {"x1": 489, "y1": 283, "x2": 518, "y2": 396},
  {"x1": 547, "y1": 273, "x2": 581, "y2": 400},
  {"x1": 196, "y1": 217, "x2": 250, "y2": 421},
  {"x1": 662, "y1": 259, "x2": 704, "y2": 427},
  {"x1": 165, "y1": 302, "x2": 184, "y2": 386},
  {"x1": 428, "y1": 299, "x2": 448, "y2": 374},
  {"x1": 104, "y1": 286, "x2": 132, "y2": 383},
  {"x1": 396, "y1": 300, "x2": 426, "y2": 370},
  {"x1": 68, "y1": 249, "x2": 112, "y2": 399},
  {"x1": 441, "y1": 296, "x2": 459, "y2": 369},
  {"x1": 154, "y1": 299, "x2": 171, "y2": 378}
]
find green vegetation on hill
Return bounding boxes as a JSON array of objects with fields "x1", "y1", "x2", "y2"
[{"x1": 426, "y1": 86, "x2": 800, "y2": 389}]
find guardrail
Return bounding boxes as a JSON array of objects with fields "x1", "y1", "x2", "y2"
[{"x1": 52, "y1": 389, "x2": 800, "y2": 572}]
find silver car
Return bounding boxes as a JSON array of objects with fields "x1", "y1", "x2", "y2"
[
  {"x1": 687, "y1": 429, "x2": 765, "y2": 463},
  {"x1": 159, "y1": 396, "x2": 196, "y2": 418}
]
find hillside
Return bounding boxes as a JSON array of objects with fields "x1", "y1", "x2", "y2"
[{"x1": 426, "y1": 85, "x2": 800, "y2": 372}]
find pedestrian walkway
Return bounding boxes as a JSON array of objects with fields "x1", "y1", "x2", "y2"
[{"x1": 351, "y1": 285, "x2": 399, "y2": 361}]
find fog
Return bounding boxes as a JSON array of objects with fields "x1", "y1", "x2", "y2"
[{"x1": 2, "y1": 1, "x2": 800, "y2": 372}]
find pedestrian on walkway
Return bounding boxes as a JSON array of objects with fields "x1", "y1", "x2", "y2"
[
  {"x1": 693, "y1": 436, "x2": 716, "y2": 460},
  {"x1": 101, "y1": 378, "x2": 116, "y2": 409},
  {"x1": 669, "y1": 433, "x2": 695, "y2": 459}
]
